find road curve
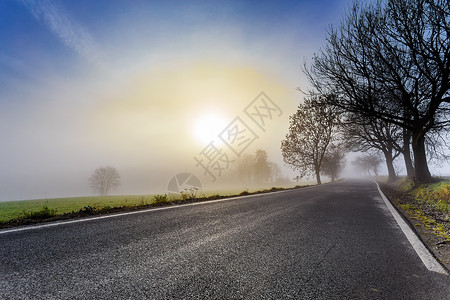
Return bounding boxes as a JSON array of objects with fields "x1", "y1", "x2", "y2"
[{"x1": 1, "y1": 180, "x2": 449, "y2": 299}]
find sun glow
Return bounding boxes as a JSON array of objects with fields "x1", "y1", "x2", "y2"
[{"x1": 193, "y1": 113, "x2": 229, "y2": 144}]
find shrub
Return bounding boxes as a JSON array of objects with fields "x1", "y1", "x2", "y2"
[
  {"x1": 153, "y1": 194, "x2": 168, "y2": 204},
  {"x1": 79, "y1": 206, "x2": 95, "y2": 214},
  {"x1": 414, "y1": 181, "x2": 450, "y2": 212},
  {"x1": 19, "y1": 205, "x2": 57, "y2": 220}
]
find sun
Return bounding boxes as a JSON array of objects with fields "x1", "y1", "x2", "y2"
[{"x1": 193, "y1": 113, "x2": 229, "y2": 144}]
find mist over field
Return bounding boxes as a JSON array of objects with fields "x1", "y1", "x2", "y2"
[{"x1": 1, "y1": 0, "x2": 449, "y2": 202}]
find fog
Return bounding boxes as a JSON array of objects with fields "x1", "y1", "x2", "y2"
[
  {"x1": 0, "y1": 56, "x2": 306, "y2": 201},
  {"x1": 1, "y1": 1, "x2": 449, "y2": 202}
]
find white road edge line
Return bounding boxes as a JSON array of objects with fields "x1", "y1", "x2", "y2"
[
  {"x1": 0, "y1": 186, "x2": 319, "y2": 235},
  {"x1": 374, "y1": 180, "x2": 448, "y2": 275}
]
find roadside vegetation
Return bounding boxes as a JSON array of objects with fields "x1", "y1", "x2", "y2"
[
  {"x1": 0, "y1": 185, "x2": 309, "y2": 228},
  {"x1": 413, "y1": 180, "x2": 450, "y2": 216},
  {"x1": 380, "y1": 177, "x2": 450, "y2": 269},
  {"x1": 381, "y1": 178, "x2": 450, "y2": 242}
]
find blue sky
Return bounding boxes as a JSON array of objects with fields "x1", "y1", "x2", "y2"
[
  {"x1": 5, "y1": 0, "x2": 437, "y2": 202},
  {"x1": 1, "y1": 0, "x2": 346, "y2": 83}
]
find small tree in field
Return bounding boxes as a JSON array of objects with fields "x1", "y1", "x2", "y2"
[{"x1": 89, "y1": 166, "x2": 120, "y2": 196}]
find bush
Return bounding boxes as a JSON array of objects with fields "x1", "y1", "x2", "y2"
[
  {"x1": 414, "y1": 181, "x2": 450, "y2": 212},
  {"x1": 78, "y1": 206, "x2": 96, "y2": 214},
  {"x1": 153, "y1": 194, "x2": 168, "y2": 204},
  {"x1": 19, "y1": 205, "x2": 57, "y2": 220}
]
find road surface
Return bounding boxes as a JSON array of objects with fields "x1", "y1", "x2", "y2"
[{"x1": 1, "y1": 180, "x2": 449, "y2": 299}]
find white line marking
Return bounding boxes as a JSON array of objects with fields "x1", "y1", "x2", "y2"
[
  {"x1": 0, "y1": 187, "x2": 314, "y2": 235},
  {"x1": 374, "y1": 181, "x2": 448, "y2": 275}
]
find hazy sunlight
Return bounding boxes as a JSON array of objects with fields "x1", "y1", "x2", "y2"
[{"x1": 193, "y1": 113, "x2": 229, "y2": 145}]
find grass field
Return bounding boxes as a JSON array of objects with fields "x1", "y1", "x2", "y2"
[
  {"x1": 0, "y1": 195, "x2": 157, "y2": 222},
  {"x1": 0, "y1": 185, "x2": 300, "y2": 224}
]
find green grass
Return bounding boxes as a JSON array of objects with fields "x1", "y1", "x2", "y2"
[
  {"x1": 0, "y1": 195, "x2": 155, "y2": 222},
  {"x1": 0, "y1": 184, "x2": 308, "y2": 226},
  {"x1": 413, "y1": 180, "x2": 450, "y2": 213},
  {"x1": 392, "y1": 178, "x2": 450, "y2": 242},
  {"x1": 0, "y1": 180, "x2": 334, "y2": 227}
]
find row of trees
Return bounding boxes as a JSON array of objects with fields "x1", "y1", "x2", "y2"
[
  {"x1": 236, "y1": 149, "x2": 290, "y2": 186},
  {"x1": 88, "y1": 150, "x2": 284, "y2": 196},
  {"x1": 283, "y1": 0, "x2": 449, "y2": 184}
]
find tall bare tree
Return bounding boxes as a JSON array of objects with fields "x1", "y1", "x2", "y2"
[
  {"x1": 281, "y1": 98, "x2": 341, "y2": 184},
  {"x1": 89, "y1": 166, "x2": 120, "y2": 196}
]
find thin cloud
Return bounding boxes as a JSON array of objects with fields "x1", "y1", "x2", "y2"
[{"x1": 18, "y1": 0, "x2": 101, "y2": 64}]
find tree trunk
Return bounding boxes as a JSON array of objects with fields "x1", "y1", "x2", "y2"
[
  {"x1": 383, "y1": 150, "x2": 397, "y2": 183},
  {"x1": 315, "y1": 165, "x2": 322, "y2": 185},
  {"x1": 373, "y1": 168, "x2": 379, "y2": 177},
  {"x1": 402, "y1": 128, "x2": 415, "y2": 178},
  {"x1": 403, "y1": 150, "x2": 415, "y2": 178},
  {"x1": 411, "y1": 131, "x2": 432, "y2": 183}
]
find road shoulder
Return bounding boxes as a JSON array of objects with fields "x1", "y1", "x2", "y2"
[{"x1": 378, "y1": 182, "x2": 450, "y2": 273}]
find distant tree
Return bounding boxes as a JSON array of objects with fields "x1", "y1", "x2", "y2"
[
  {"x1": 270, "y1": 162, "x2": 282, "y2": 183},
  {"x1": 343, "y1": 116, "x2": 401, "y2": 183},
  {"x1": 254, "y1": 150, "x2": 272, "y2": 184},
  {"x1": 281, "y1": 98, "x2": 341, "y2": 184},
  {"x1": 321, "y1": 145, "x2": 345, "y2": 182},
  {"x1": 89, "y1": 166, "x2": 120, "y2": 196},
  {"x1": 237, "y1": 153, "x2": 255, "y2": 185},
  {"x1": 352, "y1": 154, "x2": 382, "y2": 176}
]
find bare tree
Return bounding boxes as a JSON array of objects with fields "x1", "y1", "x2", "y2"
[
  {"x1": 343, "y1": 116, "x2": 401, "y2": 183},
  {"x1": 352, "y1": 154, "x2": 382, "y2": 177},
  {"x1": 89, "y1": 166, "x2": 120, "y2": 196},
  {"x1": 305, "y1": 0, "x2": 450, "y2": 183},
  {"x1": 321, "y1": 145, "x2": 346, "y2": 182},
  {"x1": 401, "y1": 128, "x2": 415, "y2": 178},
  {"x1": 425, "y1": 126, "x2": 450, "y2": 166},
  {"x1": 281, "y1": 98, "x2": 341, "y2": 184}
]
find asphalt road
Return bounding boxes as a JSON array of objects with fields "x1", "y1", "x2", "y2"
[{"x1": 1, "y1": 180, "x2": 449, "y2": 299}]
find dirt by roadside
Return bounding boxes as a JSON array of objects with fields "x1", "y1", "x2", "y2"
[{"x1": 379, "y1": 183, "x2": 450, "y2": 272}]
